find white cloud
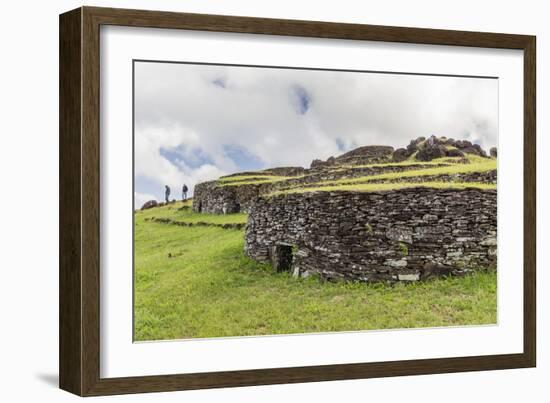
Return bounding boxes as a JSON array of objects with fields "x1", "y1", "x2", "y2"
[
  {"x1": 134, "y1": 124, "x2": 228, "y2": 199},
  {"x1": 134, "y1": 62, "x2": 498, "y2": 197}
]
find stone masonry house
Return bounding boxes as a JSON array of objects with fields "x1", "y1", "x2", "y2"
[{"x1": 193, "y1": 136, "x2": 497, "y2": 282}]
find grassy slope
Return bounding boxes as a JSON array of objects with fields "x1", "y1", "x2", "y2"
[
  {"x1": 323, "y1": 155, "x2": 495, "y2": 185},
  {"x1": 139, "y1": 200, "x2": 247, "y2": 224},
  {"x1": 134, "y1": 203, "x2": 496, "y2": 341},
  {"x1": 272, "y1": 155, "x2": 496, "y2": 195},
  {"x1": 332, "y1": 155, "x2": 462, "y2": 169},
  {"x1": 218, "y1": 174, "x2": 301, "y2": 186},
  {"x1": 212, "y1": 154, "x2": 496, "y2": 193}
]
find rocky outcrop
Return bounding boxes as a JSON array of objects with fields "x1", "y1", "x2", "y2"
[
  {"x1": 192, "y1": 136, "x2": 496, "y2": 216},
  {"x1": 244, "y1": 188, "x2": 497, "y2": 282},
  {"x1": 416, "y1": 144, "x2": 449, "y2": 161},
  {"x1": 392, "y1": 148, "x2": 409, "y2": 162},
  {"x1": 335, "y1": 145, "x2": 395, "y2": 165},
  {"x1": 395, "y1": 135, "x2": 490, "y2": 162},
  {"x1": 310, "y1": 145, "x2": 394, "y2": 168}
]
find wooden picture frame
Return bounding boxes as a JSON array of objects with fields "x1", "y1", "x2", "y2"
[{"x1": 59, "y1": 6, "x2": 536, "y2": 396}]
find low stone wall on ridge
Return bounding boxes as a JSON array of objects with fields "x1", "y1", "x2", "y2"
[{"x1": 244, "y1": 188, "x2": 497, "y2": 282}]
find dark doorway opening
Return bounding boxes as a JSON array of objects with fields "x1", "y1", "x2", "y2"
[{"x1": 270, "y1": 244, "x2": 293, "y2": 273}]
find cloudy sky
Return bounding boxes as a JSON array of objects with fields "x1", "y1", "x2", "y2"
[{"x1": 134, "y1": 61, "x2": 498, "y2": 206}]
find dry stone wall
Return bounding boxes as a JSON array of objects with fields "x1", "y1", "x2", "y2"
[
  {"x1": 192, "y1": 166, "x2": 496, "y2": 215},
  {"x1": 193, "y1": 180, "x2": 269, "y2": 214},
  {"x1": 244, "y1": 188, "x2": 497, "y2": 282}
]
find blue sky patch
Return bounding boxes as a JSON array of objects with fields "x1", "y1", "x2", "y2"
[
  {"x1": 134, "y1": 175, "x2": 164, "y2": 203},
  {"x1": 292, "y1": 85, "x2": 311, "y2": 115},
  {"x1": 160, "y1": 145, "x2": 214, "y2": 169},
  {"x1": 335, "y1": 138, "x2": 346, "y2": 152},
  {"x1": 223, "y1": 144, "x2": 264, "y2": 171},
  {"x1": 212, "y1": 78, "x2": 227, "y2": 88}
]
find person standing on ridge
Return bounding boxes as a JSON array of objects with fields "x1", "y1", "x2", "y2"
[
  {"x1": 165, "y1": 185, "x2": 170, "y2": 203},
  {"x1": 182, "y1": 184, "x2": 189, "y2": 201}
]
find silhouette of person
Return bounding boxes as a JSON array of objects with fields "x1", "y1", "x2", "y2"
[
  {"x1": 182, "y1": 184, "x2": 189, "y2": 201},
  {"x1": 165, "y1": 185, "x2": 170, "y2": 203}
]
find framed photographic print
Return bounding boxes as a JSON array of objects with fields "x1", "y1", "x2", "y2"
[{"x1": 59, "y1": 6, "x2": 536, "y2": 396}]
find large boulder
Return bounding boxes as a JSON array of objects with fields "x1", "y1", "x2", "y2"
[
  {"x1": 443, "y1": 137, "x2": 455, "y2": 145},
  {"x1": 406, "y1": 136, "x2": 425, "y2": 154},
  {"x1": 410, "y1": 135, "x2": 490, "y2": 161},
  {"x1": 446, "y1": 148, "x2": 465, "y2": 158},
  {"x1": 490, "y1": 147, "x2": 498, "y2": 158},
  {"x1": 460, "y1": 146, "x2": 481, "y2": 156},
  {"x1": 416, "y1": 144, "x2": 447, "y2": 161},
  {"x1": 425, "y1": 135, "x2": 438, "y2": 146},
  {"x1": 455, "y1": 140, "x2": 472, "y2": 149},
  {"x1": 392, "y1": 148, "x2": 409, "y2": 162},
  {"x1": 141, "y1": 200, "x2": 158, "y2": 210},
  {"x1": 310, "y1": 159, "x2": 325, "y2": 169}
]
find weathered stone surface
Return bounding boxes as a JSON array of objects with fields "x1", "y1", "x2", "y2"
[
  {"x1": 392, "y1": 148, "x2": 409, "y2": 162},
  {"x1": 490, "y1": 147, "x2": 498, "y2": 158},
  {"x1": 192, "y1": 181, "x2": 250, "y2": 214},
  {"x1": 403, "y1": 135, "x2": 492, "y2": 162},
  {"x1": 386, "y1": 259, "x2": 408, "y2": 268},
  {"x1": 421, "y1": 262, "x2": 453, "y2": 279},
  {"x1": 398, "y1": 273, "x2": 420, "y2": 281},
  {"x1": 416, "y1": 144, "x2": 447, "y2": 161},
  {"x1": 310, "y1": 159, "x2": 324, "y2": 169},
  {"x1": 334, "y1": 145, "x2": 394, "y2": 165},
  {"x1": 386, "y1": 226, "x2": 413, "y2": 243},
  {"x1": 244, "y1": 188, "x2": 497, "y2": 283},
  {"x1": 422, "y1": 214, "x2": 439, "y2": 222},
  {"x1": 446, "y1": 148, "x2": 465, "y2": 158},
  {"x1": 480, "y1": 236, "x2": 497, "y2": 246},
  {"x1": 311, "y1": 145, "x2": 394, "y2": 169}
]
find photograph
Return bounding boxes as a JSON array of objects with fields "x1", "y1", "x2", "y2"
[{"x1": 133, "y1": 60, "x2": 498, "y2": 342}]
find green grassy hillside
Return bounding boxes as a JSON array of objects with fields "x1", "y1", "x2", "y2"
[
  {"x1": 134, "y1": 201, "x2": 496, "y2": 341},
  {"x1": 213, "y1": 153, "x2": 497, "y2": 194}
]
